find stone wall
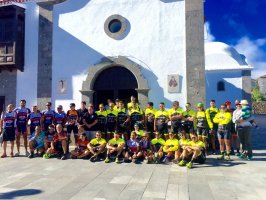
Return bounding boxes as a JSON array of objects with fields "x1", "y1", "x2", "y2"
[{"x1": 252, "y1": 102, "x2": 266, "y2": 114}]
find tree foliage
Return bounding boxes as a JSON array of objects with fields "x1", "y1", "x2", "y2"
[{"x1": 252, "y1": 81, "x2": 265, "y2": 102}]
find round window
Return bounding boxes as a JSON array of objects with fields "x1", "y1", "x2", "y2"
[
  {"x1": 108, "y1": 19, "x2": 122, "y2": 33},
  {"x1": 104, "y1": 15, "x2": 130, "y2": 40}
]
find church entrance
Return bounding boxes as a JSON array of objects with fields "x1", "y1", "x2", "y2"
[{"x1": 93, "y1": 66, "x2": 138, "y2": 107}]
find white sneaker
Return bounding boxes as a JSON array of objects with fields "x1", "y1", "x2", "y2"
[
  {"x1": 15, "y1": 152, "x2": 20, "y2": 157},
  {"x1": 25, "y1": 151, "x2": 30, "y2": 157}
]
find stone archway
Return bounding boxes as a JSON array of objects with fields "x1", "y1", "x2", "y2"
[{"x1": 80, "y1": 56, "x2": 149, "y2": 109}]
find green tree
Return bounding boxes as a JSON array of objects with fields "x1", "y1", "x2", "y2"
[{"x1": 251, "y1": 81, "x2": 264, "y2": 102}]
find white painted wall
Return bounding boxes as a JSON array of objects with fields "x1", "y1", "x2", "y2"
[
  {"x1": 52, "y1": 0, "x2": 186, "y2": 109},
  {"x1": 205, "y1": 70, "x2": 243, "y2": 106},
  {"x1": 16, "y1": 3, "x2": 39, "y2": 108}
]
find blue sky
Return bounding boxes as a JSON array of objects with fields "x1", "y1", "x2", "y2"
[{"x1": 204, "y1": 0, "x2": 266, "y2": 78}]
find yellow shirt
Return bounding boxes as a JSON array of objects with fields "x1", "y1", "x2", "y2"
[
  {"x1": 90, "y1": 138, "x2": 106, "y2": 146},
  {"x1": 179, "y1": 139, "x2": 191, "y2": 146},
  {"x1": 213, "y1": 111, "x2": 232, "y2": 125},
  {"x1": 188, "y1": 140, "x2": 205, "y2": 148},
  {"x1": 168, "y1": 108, "x2": 183, "y2": 121},
  {"x1": 145, "y1": 108, "x2": 157, "y2": 116},
  {"x1": 108, "y1": 138, "x2": 125, "y2": 146},
  {"x1": 163, "y1": 138, "x2": 179, "y2": 152},
  {"x1": 196, "y1": 111, "x2": 207, "y2": 128},
  {"x1": 206, "y1": 107, "x2": 219, "y2": 129}
]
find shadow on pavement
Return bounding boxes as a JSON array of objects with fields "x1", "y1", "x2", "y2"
[
  {"x1": 197, "y1": 158, "x2": 247, "y2": 168},
  {"x1": 0, "y1": 189, "x2": 42, "y2": 199}
]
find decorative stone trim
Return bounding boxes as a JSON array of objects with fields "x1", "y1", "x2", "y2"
[
  {"x1": 81, "y1": 56, "x2": 149, "y2": 109},
  {"x1": 104, "y1": 15, "x2": 130, "y2": 40}
]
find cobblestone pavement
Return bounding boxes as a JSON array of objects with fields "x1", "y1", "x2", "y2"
[{"x1": 0, "y1": 115, "x2": 265, "y2": 200}]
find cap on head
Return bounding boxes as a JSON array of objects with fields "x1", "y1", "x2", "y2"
[
  {"x1": 134, "y1": 123, "x2": 139, "y2": 127},
  {"x1": 240, "y1": 100, "x2": 249, "y2": 105},
  {"x1": 197, "y1": 102, "x2": 204, "y2": 108},
  {"x1": 225, "y1": 101, "x2": 231, "y2": 106}
]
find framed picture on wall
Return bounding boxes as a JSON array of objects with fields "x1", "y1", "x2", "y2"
[{"x1": 168, "y1": 74, "x2": 180, "y2": 93}]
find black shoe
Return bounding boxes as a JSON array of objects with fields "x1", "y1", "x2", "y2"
[
  {"x1": 61, "y1": 155, "x2": 67, "y2": 160},
  {"x1": 28, "y1": 153, "x2": 34, "y2": 159}
]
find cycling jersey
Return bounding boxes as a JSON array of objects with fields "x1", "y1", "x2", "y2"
[
  {"x1": 45, "y1": 130, "x2": 55, "y2": 142},
  {"x1": 67, "y1": 110, "x2": 79, "y2": 125},
  {"x1": 140, "y1": 140, "x2": 151, "y2": 151},
  {"x1": 54, "y1": 112, "x2": 67, "y2": 125},
  {"x1": 179, "y1": 139, "x2": 191, "y2": 146},
  {"x1": 42, "y1": 109, "x2": 55, "y2": 130},
  {"x1": 154, "y1": 110, "x2": 169, "y2": 134},
  {"x1": 188, "y1": 140, "x2": 205, "y2": 149},
  {"x1": 127, "y1": 102, "x2": 140, "y2": 110},
  {"x1": 163, "y1": 138, "x2": 179, "y2": 152},
  {"x1": 196, "y1": 111, "x2": 207, "y2": 128},
  {"x1": 90, "y1": 138, "x2": 106, "y2": 146},
  {"x1": 1, "y1": 111, "x2": 16, "y2": 128},
  {"x1": 145, "y1": 108, "x2": 156, "y2": 133},
  {"x1": 96, "y1": 110, "x2": 107, "y2": 132},
  {"x1": 14, "y1": 107, "x2": 30, "y2": 127},
  {"x1": 117, "y1": 108, "x2": 128, "y2": 132},
  {"x1": 108, "y1": 138, "x2": 125, "y2": 146},
  {"x1": 151, "y1": 138, "x2": 165, "y2": 152},
  {"x1": 213, "y1": 112, "x2": 232, "y2": 125},
  {"x1": 28, "y1": 112, "x2": 42, "y2": 128},
  {"x1": 182, "y1": 110, "x2": 195, "y2": 125},
  {"x1": 126, "y1": 139, "x2": 140, "y2": 152},
  {"x1": 106, "y1": 109, "x2": 118, "y2": 133},
  {"x1": 76, "y1": 139, "x2": 89, "y2": 151},
  {"x1": 206, "y1": 107, "x2": 219, "y2": 129},
  {"x1": 129, "y1": 108, "x2": 143, "y2": 130}
]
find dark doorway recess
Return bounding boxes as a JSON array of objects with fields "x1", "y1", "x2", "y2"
[{"x1": 93, "y1": 66, "x2": 138, "y2": 107}]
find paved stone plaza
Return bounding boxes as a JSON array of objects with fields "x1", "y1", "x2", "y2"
[{"x1": 0, "y1": 115, "x2": 265, "y2": 200}]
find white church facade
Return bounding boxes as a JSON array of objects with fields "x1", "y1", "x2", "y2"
[{"x1": 0, "y1": 0, "x2": 252, "y2": 112}]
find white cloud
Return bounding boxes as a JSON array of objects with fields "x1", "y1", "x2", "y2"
[
  {"x1": 204, "y1": 21, "x2": 215, "y2": 42},
  {"x1": 233, "y1": 37, "x2": 266, "y2": 78}
]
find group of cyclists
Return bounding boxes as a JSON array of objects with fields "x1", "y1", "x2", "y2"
[{"x1": 0, "y1": 95, "x2": 255, "y2": 168}]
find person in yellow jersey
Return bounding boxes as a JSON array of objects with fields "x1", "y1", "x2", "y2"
[
  {"x1": 162, "y1": 132, "x2": 179, "y2": 164},
  {"x1": 127, "y1": 96, "x2": 140, "y2": 110},
  {"x1": 116, "y1": 101, "x2": 130, "y2": 140},
  {"x1": 96, "y1": 104, "x2": 107, "y2": 139},
  {"x1": 87, "y1": 131, "x2": 107, "y2": 162},
  {"x1": 182, "y1": 103, "x2": 195, "y2": 138},
  {"x1": 206, "y1": 99, "x2": 219, "y2": 155},
  {"x1": 174, "y1": 130, "x2": 191, "y2": 163},
  {"x1": 133, "y1": 123, "x2": 144, "y2": 139},
  {"x1": 151, "y1": 131, "x2": 166, "y2": 164},
  {"x1": 154, "y1": 102, "x2": 169, "y2": 139},
  {"x1": 178, "y1": 133, "x2": 206, "y2": 169},
  {"x1": 213, "y1": 104, "x2": 232, "y2": 161},
  {"x1": 113, "y1": 99, "x2": 120, "y2": 111},
  {"x1": 106, "y1": 102, "x2": 118, "y2": 141},
  {"x1": 128, "y1": 103, "x2": 144, "y2": 131},
  {"x1": 168, "y1": 101, "x2": 183, "y2": 136},
  {"x1": 195, "y1": 102, "x2": 208, "y2": 149},
  {"x1": 105, "y1": 132, "x2": 125, "y2": 163},
  {"x1": 144, "y1": 102, "x2": 157, "y2": 139}
]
